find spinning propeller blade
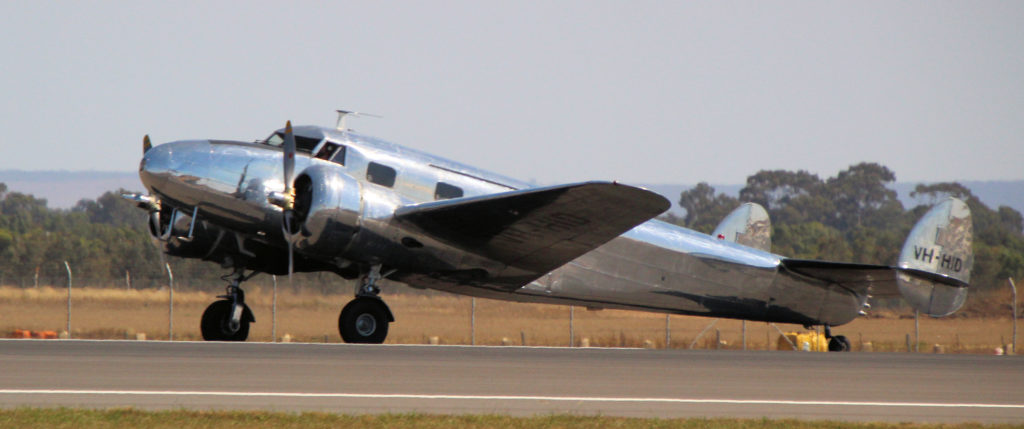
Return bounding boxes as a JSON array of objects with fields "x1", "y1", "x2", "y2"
[
  {"x1": 280, "y1": 121, "x2": 298, "y2": 291},
  {"x1": 282, "y1": 121, "x2": 296, "y2": 208}
]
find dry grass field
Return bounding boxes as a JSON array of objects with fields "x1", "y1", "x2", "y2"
[
  {"x1": 3, "y1": 408, "x2": 1021, "y2": 429},
  {"x1": 0, "y1": 284, "x2": 1018, "y2": 354}
]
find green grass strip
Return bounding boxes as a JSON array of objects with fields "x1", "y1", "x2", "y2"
[{"x1": 0, "y1": 408, "x2": 1020, "y2": 429}]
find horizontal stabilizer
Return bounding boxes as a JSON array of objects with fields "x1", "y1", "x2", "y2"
[
  {"x1": 780, "y1": 259, "x2": 895, "y2": 290},
  {"x1": 395, "y1": 182, "x2": 670, "y2": 276},
  {"x1": 780, "y1": 198, "x2": 973, "y2": 318}
]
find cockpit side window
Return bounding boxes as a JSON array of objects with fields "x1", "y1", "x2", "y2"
[
  {"x1": 314, "y1": 142, "x2": 346, "y2": 165},
  {"x1": 434, "y1": 182, "x2": 464, "y2": 200},
  {"x1": 330, "y1": 146, "x2": 347, "y2": 165},
  {"x1": 295, "y1": 136, "x2": 321, "y2": 153},
  {"x1": 366, "y1": 162, "x2": 397, "y2": 187}
]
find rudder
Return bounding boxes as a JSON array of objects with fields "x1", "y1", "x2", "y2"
[
  {"x1": 711, "y1": 202, "x2": 772, "y2": 252},
  {"x1": 896, "y1": 198, "x2": 973, "y2": 316}
]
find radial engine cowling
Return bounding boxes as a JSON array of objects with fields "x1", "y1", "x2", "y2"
[{"x1": 290, "y1": 165, "x2": 363, "y2": 257}]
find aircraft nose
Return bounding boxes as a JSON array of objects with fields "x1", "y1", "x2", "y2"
[
  {"x1": 139, "y1": 140, "x2": 210, "y2": 191},
  {"x1": 141, "y1": 142, "x2": 169, "y2": 175}
]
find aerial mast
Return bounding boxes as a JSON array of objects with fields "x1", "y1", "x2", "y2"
[{"x1": 335, "y1": 109, "x2": 381, "y2": 131}]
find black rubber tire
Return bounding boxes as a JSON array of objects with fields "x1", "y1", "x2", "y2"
[
  {"x1": 201, "y1": 300, "x2": 250, "y2": 341},
  {"x1": 339, "y1": 298, "x2": 389, "y2": 344},
  {"x1": 828, "y1": 335, "x2": 851, "y2": 352}
]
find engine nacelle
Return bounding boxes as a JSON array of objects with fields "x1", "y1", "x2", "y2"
[
  {"x1": 291, "y1": 165, "x2": 364, "y2": 257},
  {"x1": 147, "y1": 206, "x2": 228, "y2": 260}
]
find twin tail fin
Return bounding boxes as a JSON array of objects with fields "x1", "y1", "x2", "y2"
[{"x1": 896, "y1": 197, "x2": 973, "y2": 316}]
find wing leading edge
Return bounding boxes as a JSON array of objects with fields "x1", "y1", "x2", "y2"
[{"x1": 395, "y1": 182, "x2": 670, "y2": 280}]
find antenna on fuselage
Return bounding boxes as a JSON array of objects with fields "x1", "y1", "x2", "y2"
[{"x1": 335, "y1": 109, "x2": 381, "y2": 131}]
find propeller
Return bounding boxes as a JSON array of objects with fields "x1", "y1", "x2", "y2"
[
  {"x1": 282, "y1": 121, "x2": 296, "y2": 212},
  {"x1": 264, "y1": 121, "x2": 304, "y2": 306},
  {"x1": 267, "y1": 122, "x2": 298, "y2": 224},
  {"x1": 127, "y1": 134, "x2": 161, "y2": 233},
  {"x1": 279, "y1": 122, "x2": 298, "y2": 298},
  {"x1": 124, "y1": 134, "x2": 168, "y2": 272}
]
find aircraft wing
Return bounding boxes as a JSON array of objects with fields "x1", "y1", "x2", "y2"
[
  {"x1": 780, "y1": 259, "x2": 969, "y2": 299},
  {"x1": 395, "y1": 181, "x2": 670, "y2": 278}
]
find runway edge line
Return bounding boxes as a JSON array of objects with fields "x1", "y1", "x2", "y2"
[{"x1": 0, "y1": 390, "x2": 1021, "y2": 409}]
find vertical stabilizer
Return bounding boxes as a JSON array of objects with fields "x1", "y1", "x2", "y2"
[
  {"x1": 711, "y1": 202, "x2": 772, "y2": 252},
  {"x1": 896, "y1": 198, "x2": 973, "y2": 316}
]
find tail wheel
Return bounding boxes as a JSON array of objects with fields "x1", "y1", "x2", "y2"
[
  {"x1": 339, "y1": 298, "x2": 389, "y2": 344},
  {"x1": 201, "y1": 300, "x2": 251, "y2": 341},
  {"x1": 828, "y1": 335, "x2": 851, "y2": 352}
]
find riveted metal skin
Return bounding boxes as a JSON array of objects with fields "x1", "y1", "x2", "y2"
[{"x1": 137, "y1": 125, "x2": 970, "y2": 327}]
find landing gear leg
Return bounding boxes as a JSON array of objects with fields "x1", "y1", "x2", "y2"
[
  {"x1": 201, "y1": 269, "x2": 257, "y2": 341},
  {"x1": 825, "y1": 325, "x2": 851, "y2": 352},
  {"x1": 338, "y1": 265, "x2": 394, "y2": 344}
]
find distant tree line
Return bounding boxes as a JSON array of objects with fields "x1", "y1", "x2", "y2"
[
  {"x1": 0, "y1": 184, "x2": 342, "y2": 292},
  {"x1": 663, "y1": 162, "x2": 1024, "y2": 291},
  {"x1": 0, "y1": 162, "x2": 1020, "y2": 293}
]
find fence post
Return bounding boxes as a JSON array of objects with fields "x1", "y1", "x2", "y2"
[
  {"x1": 742, "y1": 320, "x2": 747, "y2": 351},
  {"x1": 272, "y1": 275, "x2": 278, "y2": 343},
  {"x1": 470, "y1": 297, "x2": 476, "y2": 346},
  {"x1": 914, "y1": 310, "x2": 919, "y2": 352},
  {"x1": 165, "y1": 263, "x2": 173, "y2": 341},
  {"x1": 569, "y1": 305, "x2": 574, "y2": 347},
  {"x1": 63, "y1": 261, "x2": 71, "y2": 338},
  {"x1": 1010, "y1": 278, "x2": 1017, "y2": 355},
  {"x1": 125, "y1": 270, "x2": 131, "y2": 290},
  {"x1": 665, "y1": 315, "x2": 671, "y2": 349}
]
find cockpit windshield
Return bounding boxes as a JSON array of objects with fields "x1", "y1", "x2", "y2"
[
  {"x1": 264, "y1": 132, "x2": 285, "y2": 147},
  {"x1": 261, "y1": 131, "x2": 322, "y2": 153}
]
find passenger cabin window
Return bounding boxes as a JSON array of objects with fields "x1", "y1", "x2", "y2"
[
  {"x1": 366, "y1": 162, "x2": 397, "y2": 187},
  {"x1": 434, "y1": 182, "x2": 464, "y2": 200},
  {"x1": 315, "y1": 142, "x2": 346, "y2": 165}
]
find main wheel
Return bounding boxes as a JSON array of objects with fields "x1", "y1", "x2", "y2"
[
  {"x1": 201, "y1": 300, "x2": 250, "y2": 341},
  {"x1": 339, "y1": 298, "x2": 389, "y2": 344},
  {"x1": 828, "y1": 335, "x2": 851, "y2": 352}
]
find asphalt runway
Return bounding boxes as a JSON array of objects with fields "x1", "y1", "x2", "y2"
[{"x1": 0, "y1": 340, "x2": 1021, "y2": 423}]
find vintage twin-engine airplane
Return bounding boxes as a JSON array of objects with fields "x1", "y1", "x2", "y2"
[{"x1": 125, "y1": 112, "x2": 973, "y2": 350}]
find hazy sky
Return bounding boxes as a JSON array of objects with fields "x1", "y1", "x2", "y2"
[{"x1": 1, "y1": 1, "x2": 1021, "y2": 186}]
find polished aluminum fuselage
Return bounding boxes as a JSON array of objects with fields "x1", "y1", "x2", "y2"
[{"x1": 141, "y1": 126, "x2": 863, "y2": 326}]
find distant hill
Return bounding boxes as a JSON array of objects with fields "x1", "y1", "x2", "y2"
[
  {"x1": 0, "y1": 170, "x2": 1019, "y2": 216},
  {"x1": 0, "y1": 170, "x2": 142, "y2": 208},
  {"x1": 638, "y1": 181, "x2": 1024, "y2": 216}
]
